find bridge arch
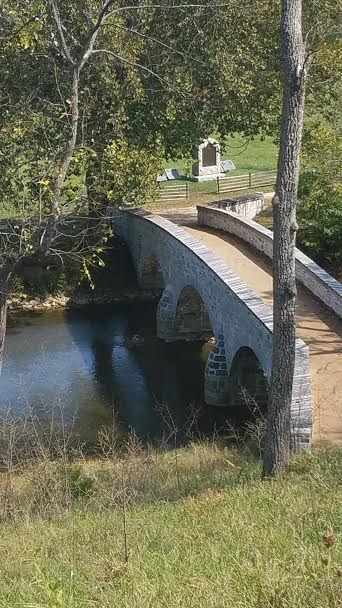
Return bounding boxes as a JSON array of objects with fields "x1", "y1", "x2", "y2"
[
  {"x1": 157, "y1": 282, "x2": 219, "y2": 343},
  {"x1": 229, "y1": 346, "x2": 269, "y2": 414},
  {"x1": 175, "y1": 285, "x2": 213, "y2": 341}
]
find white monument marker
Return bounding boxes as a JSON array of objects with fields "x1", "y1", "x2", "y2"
[{"x1": 192, "y1": 137, "x2": 225, "y2": 182}]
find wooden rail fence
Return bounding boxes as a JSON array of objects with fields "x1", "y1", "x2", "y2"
[
  {"x1": 157, "y1": 183, "x2": 189, "y2": 201},
  {"x1": 217, "y1": 171, "x2": 277, "y2": 195},
  {"x1": 155, "y1": 171, "x2": 276, "y2": 202}
]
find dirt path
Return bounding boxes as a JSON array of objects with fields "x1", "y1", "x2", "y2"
[{"x1": 159, "y1": 208, "x2": 342, "y2": 447}]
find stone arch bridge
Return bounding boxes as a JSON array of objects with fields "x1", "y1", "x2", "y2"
[{"x1": 113, "y1": 210, "x2": 312, "y2": 447}]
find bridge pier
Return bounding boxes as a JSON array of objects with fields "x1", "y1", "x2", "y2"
[
  {"x1": 205, "y1": 334, "x2": 230, "y2": 406},
  {"x1": 138, "y1": 251, "x2": 164, "y2": 290},
  {"x1": 157, "y1": 286, "x2": 177, "y2": 341}
]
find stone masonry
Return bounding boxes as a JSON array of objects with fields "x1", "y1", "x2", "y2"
[
  {"x1": 112, "y1": 209, "x2": 313, "y2": 448},
  {"x1": 205, "y1": 333, "x2": 230, "y2": 405}
]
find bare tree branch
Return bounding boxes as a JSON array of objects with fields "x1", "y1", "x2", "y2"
[
  {"x1": 91, "y1": 48, "x2": 188, "y2": 97},
  {"x1": 46, "y1": 0, "x2": 76, "y2": 66},
  {"x1": 106, "y1": 21, "x2": 206, "y2": 65}
]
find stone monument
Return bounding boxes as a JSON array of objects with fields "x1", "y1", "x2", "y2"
[{"x1": 192, "y1": 137, "x2": 225, "y2": 182}]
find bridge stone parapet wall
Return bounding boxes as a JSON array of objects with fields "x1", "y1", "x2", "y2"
[
  {"x1": 214, "y1": 193, "x2": 269, "y2": 219},
  {"x1": 112, "y1": 209, "x2": 312, "y2": 448},
  {"x1": 197, "y1": 204, "x2": 342, "y2": 320}
]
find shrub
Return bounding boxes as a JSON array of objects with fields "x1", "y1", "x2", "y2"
[
  {"x1": 66, "y1": 464, "x2": 96, "y2": 499},
  {"x1": 91, "y1": 139, "x2": 162, "y2": 207},
  {"x1": 297, "y1": 169, "x2": 319, "y2": 199},
  {"x1": 297, "y1": 185, "x2": 342, "y2": 264},
  {"x1": 298, "y1": 118, "x2": 342, "y2": 266}
]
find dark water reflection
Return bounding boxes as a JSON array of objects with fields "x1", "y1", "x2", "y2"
[{"x1": 1, "y1": 303, "x2": 236, "y2": 448}]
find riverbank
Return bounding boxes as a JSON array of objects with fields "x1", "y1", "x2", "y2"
[
  {"x1": 7, "y1": 235, "x2": 160, "y2": 313},
  {"x1": 7, "y1": 287, "x2": 159, "y2": 313},
  {"x1": 0, "y1": 444, "x2": 341, "y2": 607}
]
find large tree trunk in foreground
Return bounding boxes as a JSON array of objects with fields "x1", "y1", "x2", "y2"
[
  {"x1": 263, "y1": 0, "x2": 308, "y2": 477},
  {"x1": 0, "y1": 270, "x2": 10, "y2": 375}
]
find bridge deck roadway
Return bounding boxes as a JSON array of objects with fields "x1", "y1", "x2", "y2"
[{"x1": 159, "y1": 207, "x2": 342, "y2": 448}]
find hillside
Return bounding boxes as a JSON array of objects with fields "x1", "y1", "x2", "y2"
[{"x1": 0, "y1": 444, "x2": 341, "y2": 607}]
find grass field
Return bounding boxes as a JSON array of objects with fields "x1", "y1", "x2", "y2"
[
  {"x1": 0, "y1": 444, "x2": 341, "y2": 607},
  {"x1": 148, "y1": 134, "x2": 278, "y2": 208},
  {"x1": 162, "y1": 134, "x2": 278, "y2": 192},
  {"x1": 255, "y1": 206, "x2": 274, "y2": 230}
]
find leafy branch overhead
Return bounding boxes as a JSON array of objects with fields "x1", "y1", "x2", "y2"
[{"x1": 0, "y1": 0, "x2": 340, "y2": 375}]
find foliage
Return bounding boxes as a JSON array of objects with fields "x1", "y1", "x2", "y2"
[
  {"x1": 298, "y1": 118, "x2": 342, "y2": 264},
  {"x1": 297, "y1": 170, "x2": 320, "y2": 200},
  {"x1": 65, "y1": 464, "x2": 96, "y2": 499},
  {"x1": 130, "y1": 0, "x2": 282, "y2": 157},
  {"x1": 0, "y1": 1, "x2": 340, "y2": 217},
  {"x1": 93, "y1": 139, "x2": 162, "y2": 207},
  {"x1": 298, "y1": 186, "x2": 342, "y2": 264},
  {"x1": 306, "y1": 36, "x2": 342, "y2": 131},
  {"x1": 302, "y1": 121, "x2": 342, "y2": 187},
  {"x1": 15, "y1": 260, "x2": 82, "y2": 298},
  {"x1": 297, "y1": 25, "x2": 342, "y2": 263},
  {"x1": 0, "y1": 0, "x2": 338, "y2": 219}
]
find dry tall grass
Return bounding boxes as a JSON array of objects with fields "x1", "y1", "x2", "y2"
[{"x1": 0, "y1": 405, "x2": 340, "y2": 607}]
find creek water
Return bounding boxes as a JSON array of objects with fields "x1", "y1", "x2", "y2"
[{"x1": 1, "y1": 303, "x2": 241, "y2": 449}]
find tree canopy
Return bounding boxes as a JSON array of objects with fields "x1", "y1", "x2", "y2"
[
  {"x1": 0, "y1": 0, "x2": 284, "y2": 217},
  {"x1": 0, "y1": 0, "x2": 341, "y2": 368}
]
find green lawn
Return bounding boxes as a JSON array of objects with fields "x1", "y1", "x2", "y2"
[
  {"x1": 163, "y1": 135, "x2": 278, "y2": 182},
  {"x1": 0, "y1": 445, "x2": 341, "y2": 607},
  {"x1": 221, "y1": 134, "x2": 278, "y2": 172},
  {"x1": 155, "y1": 135, "x2": 278, "y2": 205},
  {"x1": 255, "y1": 205, "x2": 274, "y2": 230}
]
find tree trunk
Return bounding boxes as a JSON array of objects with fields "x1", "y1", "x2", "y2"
[
  {"x1": 51, "y1": 67, "x2": 80, "y2": 219},
  {"x1": 0, "y1": 269, "x2": 10, "y2": 375},
  {"x1": 41, "y1": 67, "x2": 81, "y2": 256},
  {"x1": 263, "y1": 0, "x2": 308, "y2": 477}
]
